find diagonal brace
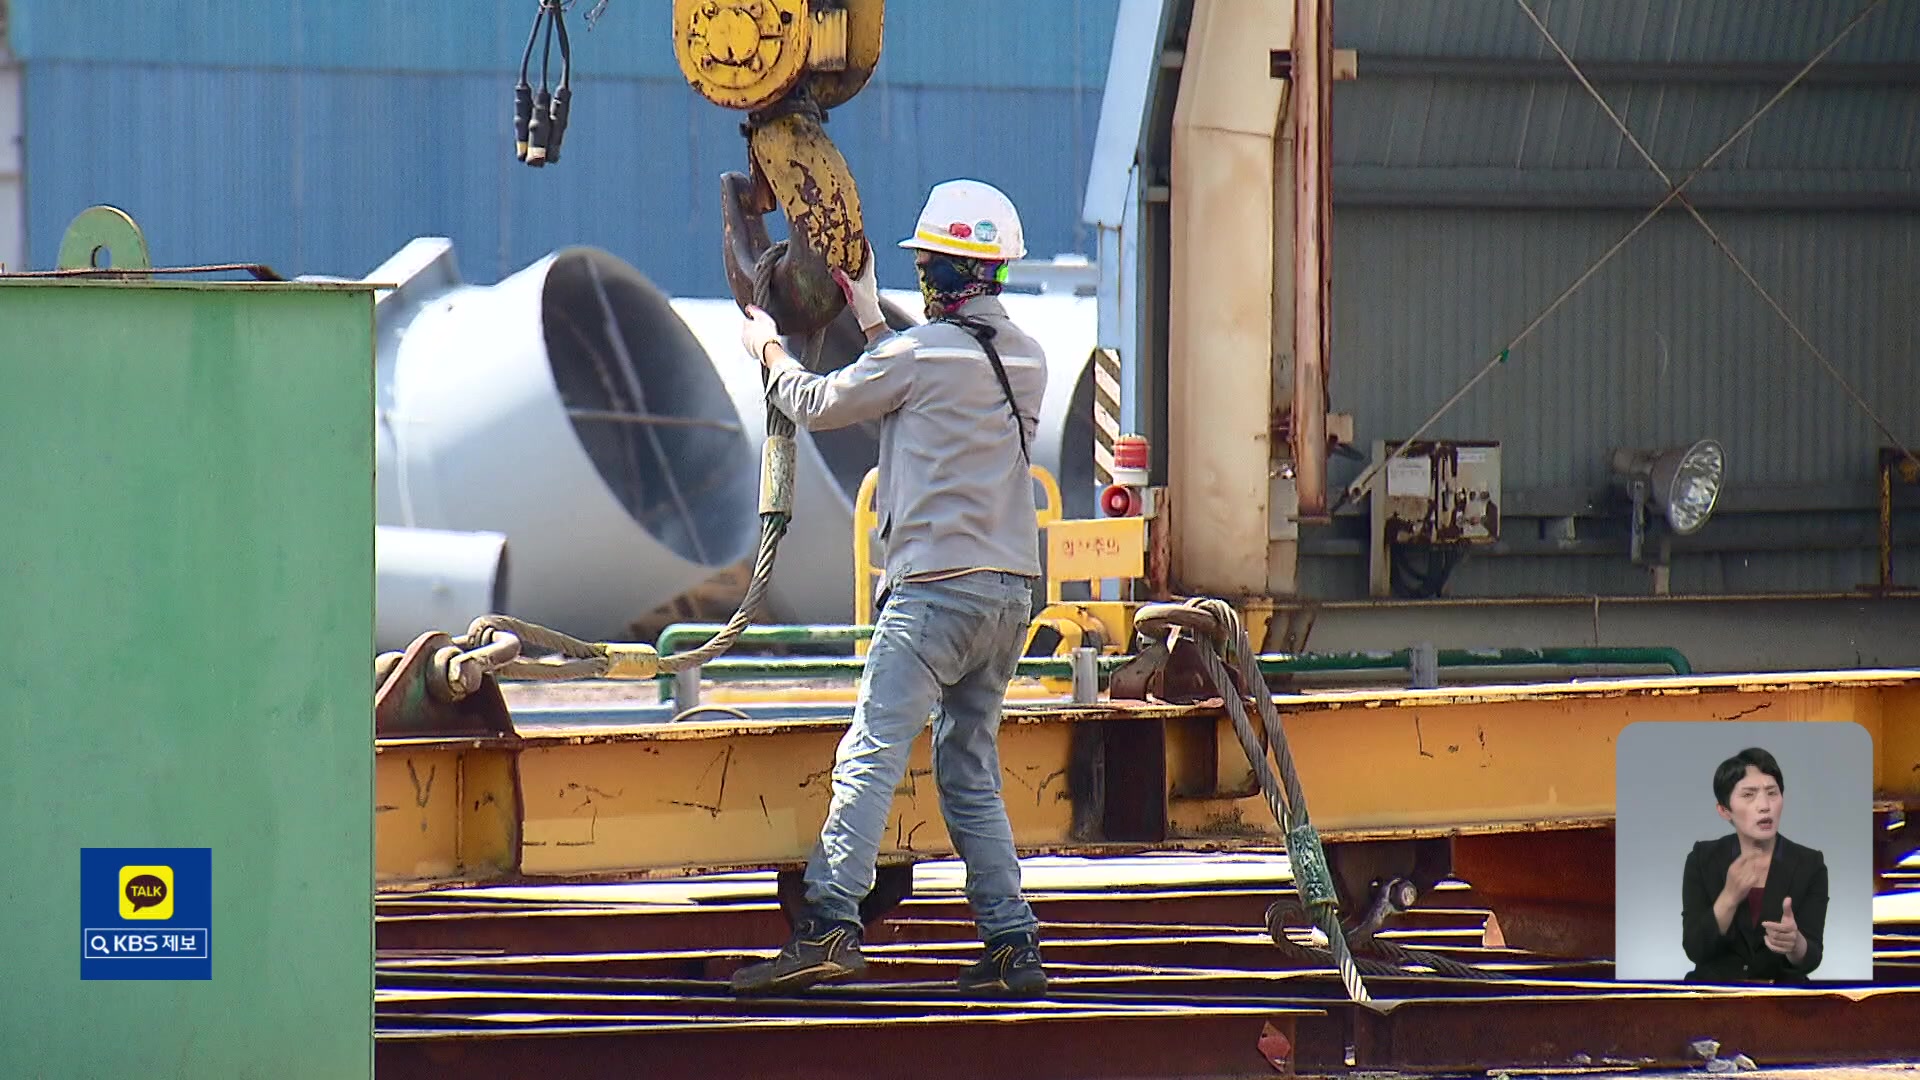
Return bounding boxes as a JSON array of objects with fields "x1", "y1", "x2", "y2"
[
  {"x1": 1337, "y1": 0, "x2": 1904, "y2": 512},
  {"x1": 1513, "y1": 0, "x2": 1915, "y2": 470}
]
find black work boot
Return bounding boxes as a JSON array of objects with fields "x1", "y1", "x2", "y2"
[
  {"x1": 730, "y1": 914, "x2": 867, "y2": 996},
  {"x1": 957, "y1": 930, "x2": 1048, "y2": 997}
]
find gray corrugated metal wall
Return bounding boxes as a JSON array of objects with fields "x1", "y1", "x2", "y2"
[
  {"x1": 1310, "y1": 208, "x2": 1918, "y2": 597},
  {"x1": 1304, "y1": 0, "x2": 1920, "y2": 598},
  {"x1": 5, "y1": 0, "x2": 1116, "y2": 85},
  {"x1": 8, "y1": 1, "x2": 1117, "y2": 292},
  {"x1": 1330, "y1": 210, "x2": 1917, "y2": 490},
  {"x1": 1335, "y1": 0, "x2": 1920, "y2": 64}
]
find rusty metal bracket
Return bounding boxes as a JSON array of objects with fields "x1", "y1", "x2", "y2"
[
  {"x1": 1270, "y1": 48, "x2": 1359, "y2": 82},
  {"x1": 775, "y1": 864, "x2": 912, "y2": 931},
  {"x1": 1109, "y1": 635, "x2": 1223, "y2": 705},
  {"x1": 375, "y1": 631, "x2": 518, "y2": 739},
  {"x1": 1114, "y1": 602, "x2": 1247, "y2": 704},
  {"x1": 56, "y1": 206, "x2": 152, "y2": 274}
]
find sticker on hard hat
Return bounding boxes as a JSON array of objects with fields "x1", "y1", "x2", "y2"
[
  {"x1": 975, "y1": 220, "x2": 998, "y2": 243},
  {"x1": 947, "y1": 222, "x2": 972, "y2": 238}
]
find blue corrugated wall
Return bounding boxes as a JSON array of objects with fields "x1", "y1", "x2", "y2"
[{"x1": 11, "y1": 1, "x2": 1117, "y2": 293}]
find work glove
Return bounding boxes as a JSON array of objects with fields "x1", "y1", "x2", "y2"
[
  {"x1": 832, "y1": 243, "x2": 885, "y2": 334},
  {"x1": 741, "y1": 305, "x2": 782, "y2": 367}
]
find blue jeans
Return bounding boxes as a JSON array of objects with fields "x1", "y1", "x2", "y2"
[{"x1": 803, "y1": 570, "x2": 1040, "y2": 940}]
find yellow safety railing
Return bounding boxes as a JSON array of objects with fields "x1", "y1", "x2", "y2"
[{"x1": 853, "y1": 464, "x2": 1065, "y2": 627}]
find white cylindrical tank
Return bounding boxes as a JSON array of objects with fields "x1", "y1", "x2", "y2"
[
  {"x1": 375, "y1": 526, "x2": 508, "y2": 651},
  {"x1": 371, "y1": 239, "x2": 762, "y2": 643},
  {"x1": 670, "y1": 297, "x2": 894, "y2": 626},
  {"x1": 365, "y1": 238, "x2": 1102, "y2": 637}
]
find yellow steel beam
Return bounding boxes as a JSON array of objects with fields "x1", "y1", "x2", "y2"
[
  {"x1": 375, "y1": 737, "x2": 520, "y2": 889},
  {"x1": 513, "y1": 717, "x2": 1081, "y2": 879},
  {"x1": 1170, "y1": 669, "x2": 1920, "y2": 838},
  {"x1": 375, "y1": 670, "x2": 1920, "y2": 890},
  {"x1": 1878, "y1": 682, "x2": 1920, "y2": 799}
]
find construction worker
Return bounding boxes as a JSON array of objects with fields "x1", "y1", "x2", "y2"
[{"x1": 731, "y1": 180, "x2": 1049, "y2": 998}]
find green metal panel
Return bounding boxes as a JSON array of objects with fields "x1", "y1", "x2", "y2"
[{"x1": 0, "y1": 276, "x2": 376, "y2": 1077}]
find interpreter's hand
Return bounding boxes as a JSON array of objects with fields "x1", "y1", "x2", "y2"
[
  {"x1": 1762, "y1": 897, "x2": 1802, "y2": 957},
  {"x1": 1721, "y1": 852, "x2": 1768, "y2": 901},
  {"x1": 832, "y1": 242, "x2": 885, "y2": 333},
  {"x1": 741, "y1": 305, "x2": 782, "y2": 367}
]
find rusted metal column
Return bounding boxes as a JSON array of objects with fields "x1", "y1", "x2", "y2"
[
  {"x1": 1166, "y1": 0, "x2": 1293, "y2": 596},
  {"x1": 1290, "y1": 0, "x2": 1332, "y2": 520}
]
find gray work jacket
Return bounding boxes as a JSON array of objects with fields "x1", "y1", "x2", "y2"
[{"x1": 767, "y1": 295, "x2": 1048, "y2": 601}]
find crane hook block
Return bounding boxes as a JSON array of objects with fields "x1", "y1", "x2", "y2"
[
  {"x1": 675, "y1": 0, "x2": 883, "y2": 113},
  {"x1": 674, "y1": 0, "x2": 814, "y2": 112},
  {"x1": 683, "y1": 0, "x2": 883, "y2": 334}
]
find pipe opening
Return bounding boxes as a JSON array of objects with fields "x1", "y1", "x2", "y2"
[
  {"x1": 541, "y1": 248, "x2": 759, "y2": 569},
  {"x1": 1057, "y1": 359, "x2": 1097, "y2": 519}
]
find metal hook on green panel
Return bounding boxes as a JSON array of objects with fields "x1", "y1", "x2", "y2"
[{"x1": 57, "y1": 206, "x2": 153, "y2": 275}]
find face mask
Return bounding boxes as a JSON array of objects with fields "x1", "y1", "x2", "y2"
[
  {"x1": 917, "y1": 255, "x2": 1007, "y2": 318},
  {"x1": 918, "y1": 255, "x2": 977, "y2": 313}
]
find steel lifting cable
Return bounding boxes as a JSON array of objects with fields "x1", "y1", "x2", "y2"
[
  {"x1": 425, "y1": 252, "x2": 829, "y2": 686},
  {"x1": 643, "y1": 242, "x2": 811, "y2": 674},
  {"x1": 412, "y1": 14, "x2": 847, "y2": 691},
  {"x1": 1136, "y1": 599, "x2": 1511, "y2": 1005},
  {"x1": 449, "y1": 504, "x2": 790, "y2": 684},
  {"x1": 1332, "y1": 0, "x2": 1900, "y2": 516},
  {"x1": 457, "y1": 513, "x2": 789, "y2": 681},
  {"x1": 1511, "y1": 0, "x2": 1916, "y2": 473}
]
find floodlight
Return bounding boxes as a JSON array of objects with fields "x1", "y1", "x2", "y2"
[{"x1": 1612, "y1": 439, "x2": 1725, "y2": 536}]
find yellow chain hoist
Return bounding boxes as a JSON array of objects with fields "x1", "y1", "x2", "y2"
[
  {"x1": 403, "y1": 0, "x2": 886, "y2": 724},
  {"x1": 674, "y1": 0, "x2": 885, "y2": 335},
  {"x1": 512, "y1": 0, "x2": 882, "y2": 336}
]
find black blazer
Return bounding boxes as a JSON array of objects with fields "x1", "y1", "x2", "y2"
[{"x1": 1680, "y1": 832, "x2": 1828, "y2": 983}]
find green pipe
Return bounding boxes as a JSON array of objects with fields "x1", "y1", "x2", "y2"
[
  {"x1": 660, "y1": 624, "x2": 1687, "y2": 678},
  {"x1": 1271, "y1": 647, "x2": 1692, "y2": 677},
  {"x1": 657, "y1": 622, "x2": 871, "y2": 656},
  {"x1": 656, "y1": 655, "x2": 1125, "y2": 682},
  {"x1": 649, "y1": 645, "x2": 1691, "y2": 687}
]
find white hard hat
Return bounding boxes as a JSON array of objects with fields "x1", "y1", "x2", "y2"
[{"x1": 897, "y1": 179, "x2": 1027, "y2": 261}]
